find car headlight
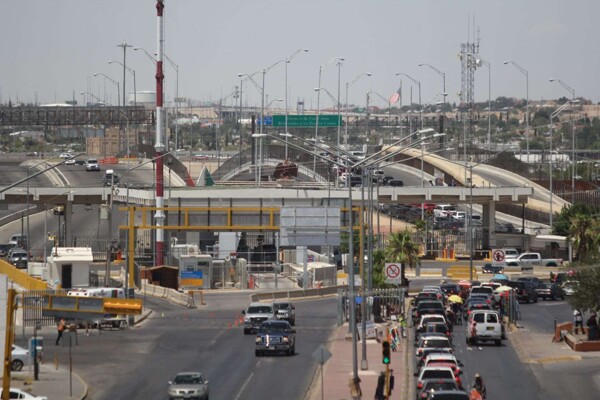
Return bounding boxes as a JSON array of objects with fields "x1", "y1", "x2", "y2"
[
  {"x1": 244, "y1": 317, "x2": 250, "y2": 323},
  {"x1": 282, "y1": 336, "x2": 289, "y2": 343},
  {"x1": 255, "y1": 337, "x2": 261, "y2": 344}
]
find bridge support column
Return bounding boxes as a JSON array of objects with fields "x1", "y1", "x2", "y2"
[{"x1": 482, "y1": 201, "x2": 495, "y2": 250}]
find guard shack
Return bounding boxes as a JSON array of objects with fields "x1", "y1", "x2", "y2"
[
  {"x1": 179, "y1": 253, "x2": 213, "y2": 290},
  {"x1": 47, "y1": 247, "x2": 94, "y2": 289}
]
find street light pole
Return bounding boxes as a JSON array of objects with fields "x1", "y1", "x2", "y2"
[
  {"x1": 285, "y1": 49, "x2": 309, "y2": 159},
  {"x1": 418, "y1": 63, "x2": 446, "y2": 103},
  {"x1": 548, "y1": 100, "x2": 578, "y2": 227},
  {"x1": 550, "y1": 78, "x2": 576, "y2": 197},
  {"x1": 504, "y1": 61, "x2": 529, "y2": 160},
  {"x1": 93, "y1": 73, "x2": 120, "y2": 107},
  {"x1": 162, "y1": 54, "x2": 180, "y2": 157},
  {"x1": 396, "y1": 73, "x2": 422, "y2": 128},
  {"x1": 315, "y1": 57, "x2": 345, "y2": 172},
  {"x1": 109, "y1": 60, "x2": 137, "y2": 158},
  {"x1": 345, "y1": 73, "x2": 372, "y2": 148}
]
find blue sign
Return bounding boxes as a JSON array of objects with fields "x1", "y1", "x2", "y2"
[
  {"x1": 181, "y1": 271, "x2": 203, "y2": 279},
  {"x1": 257, "y1": 116, "x2": 273, "y2": 126},
  {"x1": 355, "y1": 296, "x2": 363, "y2": 304}
]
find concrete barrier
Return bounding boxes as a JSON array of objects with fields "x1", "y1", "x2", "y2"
[{"x1": 553, "y1": 321, "x2": 600, "y2": 352}]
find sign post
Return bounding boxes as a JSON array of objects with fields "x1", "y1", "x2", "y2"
[
  {"x1": 491, "y1": 249, "x2": 506, "y2": 267},
  {"x1": 384, "y1": 263, "x2": 403, "y2": 285}
]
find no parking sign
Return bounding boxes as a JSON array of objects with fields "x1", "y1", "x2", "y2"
[
  {"x1": 384, "y1": 263, "x2": 403, "y2": 284},
  {"x1": 492, "y1": 249, "x2": 506, "y2": 267}
]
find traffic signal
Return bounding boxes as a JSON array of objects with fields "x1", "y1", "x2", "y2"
[{"x1": 382, "y1": 341, "x2": 391, "y2": 364}]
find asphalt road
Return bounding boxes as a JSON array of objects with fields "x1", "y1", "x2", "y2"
[
  {"x1": 410, "y1": 293, "x2": 599, "y2": 400},
  {"x1": 52, "y1": 294, "x2": 338, "y2": 400}
]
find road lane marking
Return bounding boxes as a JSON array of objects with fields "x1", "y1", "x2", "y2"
[{"x1": 233, "y1": 371, "x2": 255, "y2": 400}]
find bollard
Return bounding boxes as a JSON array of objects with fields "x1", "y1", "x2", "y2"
[
  {"x1": 54, "y1": 353, "x2": 58, "y2": 370},
  {"x1": 554, "y1": 317, "x2": 557, "y2": 335}
]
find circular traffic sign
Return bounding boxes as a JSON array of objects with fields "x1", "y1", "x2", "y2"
[
  {"x1": 386, "y1": 263, "x2": 401, "y2": 279},
  {"x1": 492, "y1": 249, "x2": 505, "y2": 263}
]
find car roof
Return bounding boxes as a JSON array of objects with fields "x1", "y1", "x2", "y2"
[{"x1": 425, "y1": 353, "x2": 457, "y2": 361}]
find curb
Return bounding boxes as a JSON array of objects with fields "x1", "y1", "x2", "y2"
[{"x1": 73, "y1": 371, "x2": 89, "y2": 400}]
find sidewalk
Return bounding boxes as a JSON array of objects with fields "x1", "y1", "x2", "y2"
[
  {"x1": 10, "y1": 363, "x2": 88, "y2": 400},
  {"x1": 309, "y1": 322, "x2": 410, "y2": 400},
  {"x1": 6, "y1": 308, "x2": 154, "y2": 400}
]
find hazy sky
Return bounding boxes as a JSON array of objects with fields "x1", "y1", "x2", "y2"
[{"x1": 1, "y1": 0, "x2": 599, "y2": 108}]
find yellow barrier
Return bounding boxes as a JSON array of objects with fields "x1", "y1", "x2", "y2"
[
  {"x1": 0, "y1": 260, "x2": 49, "y2": 290},
  {"x1": 447, "y1": 265, "x2": 477, "y2": 280},
  {"x1": 104, "y1": 298, "x2": 143, "y2": 315}
]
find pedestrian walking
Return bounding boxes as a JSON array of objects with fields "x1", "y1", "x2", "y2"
[
  {"x1": 55, "y1": 318, "x2": 66, "y2": 345},
  {"x1": 471, "y1": 373, "x2": 487, "y2": 399},
  {"x1": 573, "y1": 309, "x2": 584, "y2": 335},
  {"x1": 587, "y1": 313, "x2": 598, "y2": 340}
]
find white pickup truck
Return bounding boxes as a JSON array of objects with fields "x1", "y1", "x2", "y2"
[{"x1": 505, "y1": 252, "x2": 562, "y2": 269}]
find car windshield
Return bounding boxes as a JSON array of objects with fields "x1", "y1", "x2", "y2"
[
  {"x1": 273, "y1": 303, "x2": 289, "y2": 310},
  {"x1": 259, "y1": 322, "x2": 290, "y2": 333},
  {"x1": 247, "y1": 306, "x2": 273, "y2": 314},
  {"x1": 173, "y1": 374, "x2": 204, "y2": 385}
]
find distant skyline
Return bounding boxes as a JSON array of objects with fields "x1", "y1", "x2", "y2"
[{"x1": 1, "y1": 0, "x2": 599, "y2": 108}]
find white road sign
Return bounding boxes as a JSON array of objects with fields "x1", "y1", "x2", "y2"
[{"x1": 385, "y1": 263, "x2": 403, "y2": 284}]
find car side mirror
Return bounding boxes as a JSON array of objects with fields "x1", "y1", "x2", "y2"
[
  {"x1": 242, "y1": 310, "x2": 245, "y2": 315},
  {"x1": 413, "y1": 372, "x2": 418, "y2": 377},
  {"x1": 168, "y1": 381, "x2": 172, "y2": 385},
  {"x1": 205, "y1": 380, "x2": 209, "y2": 384},
  {"x1": 458, "y1": 361, "x2": 464, "y2": 367}
]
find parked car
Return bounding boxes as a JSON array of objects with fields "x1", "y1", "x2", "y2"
[
  {"x1": 561, "y1": 281, "x2": 576, "y2": 296},
  {"x1": 536, "y1": 282, "x2": 565, "y2": 300},
  {"x1": 506, "y1": 280, "x2": 538, "y2": 303},
  {"x1": 167, "y1": 372, "x2": 209, "y2": 400},
  {"x1": 0, "y1": 388, "x2": 47, "y2": 400},
  {"x1": 255, "y1": 320, "x2": 296, "y2": 356},
  {"x1": 11, "y1": 344, "x2": 31, "y2": 371}
]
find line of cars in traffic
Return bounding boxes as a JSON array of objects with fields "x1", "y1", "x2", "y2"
[
  {"x1": 167, "y1": 300, "x2": 297, "y2": 400},
  {"x1": 411, "y1": 282, "x2": 506, "y2": 399},
  {"x1": 242, "y1": 300, "x2": 297, "y2": 356}
]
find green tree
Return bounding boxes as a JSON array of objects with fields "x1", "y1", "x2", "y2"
[
  {"x1": 567, "y1": 213, "x2": 600, "y2": 263},
  {"x1": 384, "y1": 230, "x2": 420, "y2": 286},
  {"x1": 553, "y1": 204, "x2": 600, "y2": 236},
  {"x1": 371, "y1": 248, "x2": 388, "y2": 288},
  {"x1": 567, "y1": 266, "x2": 600, "y2": 312}
]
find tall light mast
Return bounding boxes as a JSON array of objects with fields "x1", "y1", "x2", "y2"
[{"x1": 154, "y1": 0, "x2": 166, "y2": 266}]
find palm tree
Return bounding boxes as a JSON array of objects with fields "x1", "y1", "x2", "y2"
[
  {"x1": 384, "y1": 229, "x2": 420, "y2": 286},
  {"x1": 567, "y1": 213, "x2": 600, "y2": 263}
]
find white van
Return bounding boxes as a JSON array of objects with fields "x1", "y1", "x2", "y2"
[
  {"x1": 466, "y1": 310, "x2": 502, "y2": 346},
  {"x1": 67, "y1": 288, "x2": 125, "y2": 298}
]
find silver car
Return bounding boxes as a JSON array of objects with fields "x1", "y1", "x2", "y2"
[{"x1": 168, "y1": 372, "x2": 209, "y2": 400}]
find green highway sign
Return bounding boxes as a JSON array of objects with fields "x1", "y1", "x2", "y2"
[{"x1": 272, "y1": 114, "x2": 341, "y2": 128}]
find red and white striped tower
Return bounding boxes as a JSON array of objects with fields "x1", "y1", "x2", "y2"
[{"x1": 154, "y1": 0, "x2": 166, "y2": 266}]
